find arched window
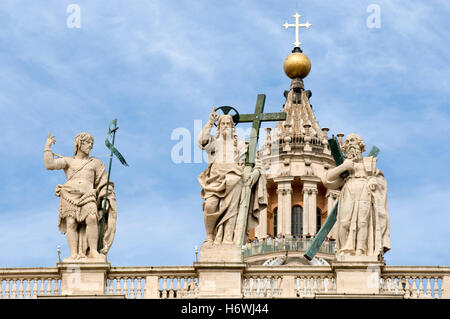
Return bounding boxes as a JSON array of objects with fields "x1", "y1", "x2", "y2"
[
  {"x1": 273, "y1": 207, "x2": 278, "y2": 236},
  {"x1": 291, "y1": 205, "x2": 303, "y2": 236},
  {"x1": 317, "y1": 207, "x2": 322, "y2": 233}
]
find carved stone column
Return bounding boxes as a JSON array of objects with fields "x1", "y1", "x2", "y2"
[
  {"x1": 302, "y1": 187, "x2": 310, "y2": 236},
  {"x1": 284, "y1": 183, "x2": 293, "y2": 237},
  {"x1": 302, "y1": 186, "x2": 318, "y2": 236},
  {"x1": 276, "y1": 187, "x2": 284, "y2": 236},
  {"x1": 301, "y1": 176, "x2": 320, "y2": 236},
  {"x1": 326, "y1": 190, "x2": 340, "y2": 240},
  {"x1": 274, "y1": 177, "x2": 294, "y2": 237},
  {"x1": 308, "y1": 187, "x2": 318, "y2": 235},
  {"x1": 255, "y1": 207, "x2": 268, "y2": 239}
]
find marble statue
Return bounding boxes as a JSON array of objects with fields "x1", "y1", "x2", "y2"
[
  {"x1": 324, "y1": 134, "x2": 390, "y2": 258},
  {"x1": 198, "y1": 108, "x2": 267, "y2": 247},
  {"x1": 44, "y1": 132, "x2": 117, "y2": 262}
]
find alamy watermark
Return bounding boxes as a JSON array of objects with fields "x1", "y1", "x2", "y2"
[
  {"x1": 67, "y1": 4, "x2": 81, "y2": 29},
  {"x1": 366, "y1": 4, "x2": 381, "y2": 29},
  {"x1": 170, "y1": 120, "x2": 282, "y2": 168}
]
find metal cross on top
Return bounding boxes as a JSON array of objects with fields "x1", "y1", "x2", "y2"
[
  {"x1": 238, "y1": 94, "x2": 286, "y2": 166},
  {"x1": 283, "y1": 12, "x2": 312, "y2": 47}
]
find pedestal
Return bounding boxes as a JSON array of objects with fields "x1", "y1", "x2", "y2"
[
  {"x1": 194, "y1": 262, "x2": 246, "y2": 298},
  {"x1": 199, "y1": 243, "x2": 242, "y2": 263},
  {"x1": 58, "y1": 261, "x2": 110, "y2": 296},
  {"x1": 332, "y1": 255, "x2": 385, "y2": 295}
]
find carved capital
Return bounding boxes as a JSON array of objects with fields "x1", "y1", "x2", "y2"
[
  {"x1": 302, "y1": 186, "x2": 317, "y2": 195},
  {"x1": 326, "y1": 190, "x2": 340, "y2": 200}
]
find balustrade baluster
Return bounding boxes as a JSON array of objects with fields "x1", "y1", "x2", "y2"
[
  {"x1": 183, "y1": 277, "x2": 190, "y2": 298},
  {"x1": 161, "y1": 276, "x2": 167, "y2": 298},
  {"x1": 405, "y1": 277, "x2": 412, "y2": 298},
  {"x1": 256, "y1": 277, "x2": 261, "y2": 297},
  {"x1": 36, "y1": 279, "x2": 43, "y2": 297},
  {"x1": 276, "y1": 276, "x2": 283, "y2": 297},
  {"x1": 168, "y1": 277, "x2": 175, "y2": 298},
  {"x1": 304, "y1": 277, "x2": 310, "y2": 298},
  {"x1": 433, "y1": 277, "x2": 439, "y2": 299},
  {"x1": 324, "y1": 277, "x2": 329, "y2": 293},
  {"x1": 379, "y1": 277, "x2": 385, "y2": 293},
  {"x1": 382, "y1": 277, "x2": 388, "y2": 293},
  {"x1": 18, "y1": 279, "x2": 24, "y2": 299},
  {"x1": 249, "y1": 277, "x2": 254, "y2": 297},
  {"x1": 175, "y1": 277, "x2": 181, "y2": 299},
  {"x1": 319, "y1": 276, "x2": 324, "y2": 293},
  {"x1": 425, "y1": 276, "x2": 432, "y2": 298},
  {"x1": 331, "y1": 276, "x2": 336, "y2": 293},
  {"x1": 123, "y1": 277, "x2": 129, "y2": 297},
  {"x1": 106, "y1": 278, "x2": 113, "y2": 295},
  {"x1": 410, "y1": 276, "x2": 417, "y2": 298},
  {"x1": 4, "y1": 280, "x2": 11, "y2": 299},
  {"x1": 297, "y1": 276, "x2": 302, "y2": 297},
  {"x1": 11, "y1": 279, "x2": 17, "y2": 299},
  {"x1": 295, "y1": 277, "x2": 300, "y2": 297},
  {"x1": 419, "y1": 277, "x2": 424, "y2": 298},
  {"x1": 130, "y1": 277, "x2": 136, "y2": 299},
  {"x1": 136, "y1": 277, "x2": 143, "y2": 299},
  {"x1": 31, "y1": 279, "x2": 37, "y2": 298},
  {"x1": 263, "y1": 277, "x2": 268, "y2": 297},
  {"x1": 392, "y1": 277, "x2": 398, "y2": 294},
  {"x1": 43, "y1": 279, "x2": 48, "y2": 296},
  {"x1": 50, "y1": 278, "x2": 55, "y2": 296},
  {"x1": 188, "y1": 277, "x2": 194, "y2": 298}
]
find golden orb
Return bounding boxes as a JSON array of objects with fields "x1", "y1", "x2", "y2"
[{"x1": 283, "y1": 51, "x2": 311, "y2": 79}]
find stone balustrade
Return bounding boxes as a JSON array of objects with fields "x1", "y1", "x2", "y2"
[
  {"x1": 380, "y1": 266, "x2": 450, "y2": 299},
  {"x1": 244, "y1": 265, "x2": 336, "y2": 298},
  {"x1": 105, "y1": 266, "x2": 198, "y2": 299},
  {"x1": 242, "y1": 275, "x2": 283, "y2": 298},
  {"x1": 0, "y1": 268, "x2": 61, "y2": 299},
  {"x1": 1, "y1": 265, "x2": 449, "y2": 299}
]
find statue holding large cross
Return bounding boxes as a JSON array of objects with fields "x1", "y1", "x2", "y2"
[{"x1": 198, "y1": 94, "x2": 286, "y2": 261}]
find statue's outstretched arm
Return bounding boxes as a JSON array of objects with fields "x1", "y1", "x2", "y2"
[
  {"x1": 198, "y1": 107, "x2": 218, "y2": 148},
  {"x1": 44, "y1": 133, "x2": 68, "y2": 170}
]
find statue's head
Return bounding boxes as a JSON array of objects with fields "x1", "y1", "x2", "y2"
[
  {"x1": 342, "y1": 134, "x2": 365, "y2": 161},
  {"x1": 74, "y1": 132, "x2": 94, "y2": 156},
  {"x1": 217, "y1": 115, "x2": 235, "y2": 139}
]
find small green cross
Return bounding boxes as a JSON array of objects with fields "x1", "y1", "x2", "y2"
[{"x1": 238, "y1": 94, "x2": 286, "y2": 165}]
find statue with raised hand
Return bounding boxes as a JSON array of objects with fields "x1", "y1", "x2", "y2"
[
  {"x1": 198, "y1": 107, "x2": 252, "y2": 245},
  {"x1": 44, "y1": 132, "x2": 117, "y2": 262}
]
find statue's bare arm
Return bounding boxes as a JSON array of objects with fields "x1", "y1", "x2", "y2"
[
  {"x1": 198, "y1": 106, "x2": 219, "y2": 147},
  {"x1": 323, "y1": 159, "x2": 354, "y2": 188},
  {"x1": 44, "y1": 133, "x2": 68, "y2": 170}
]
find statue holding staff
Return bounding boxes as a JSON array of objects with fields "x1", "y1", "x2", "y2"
[{"x1": 44, "y1": 132, "x2": 118, "y2": 261}]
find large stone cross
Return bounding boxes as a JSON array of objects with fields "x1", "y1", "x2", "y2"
[
  {"x1": 283, "y1": 12, "x2": 312, "y2": 47},
  {"x1": 233, "y1": 94, "x2": 286, "y2": 247},
  {"x1": 238, "y1": 94, "x2": 286, "y2": 166}
]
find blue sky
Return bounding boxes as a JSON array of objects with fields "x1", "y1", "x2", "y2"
[{"x1": 0, "y1": 0, "x2": 449, "y2": 268}]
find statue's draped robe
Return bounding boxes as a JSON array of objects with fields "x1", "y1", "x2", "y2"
[
  {"x1": 198, "y1": 134, "x2": 267, "y2": 244},
  {"x1": 324, "y1": 156, "x2": 390, "y2": 256},
  {"x1": 55, "y1": 157, "x2": 117, "y2": 255}
]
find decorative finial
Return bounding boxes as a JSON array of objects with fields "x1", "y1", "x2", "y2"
[
  {"x1": 282, "y1": 11, "x2": 312, "y2": 79},
  {"x1": 283, "y1": 12, "x2": 312, "y2": 48},
  {"x1": 57, "y1": 245, "x2": 61, "y2": 263}
]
